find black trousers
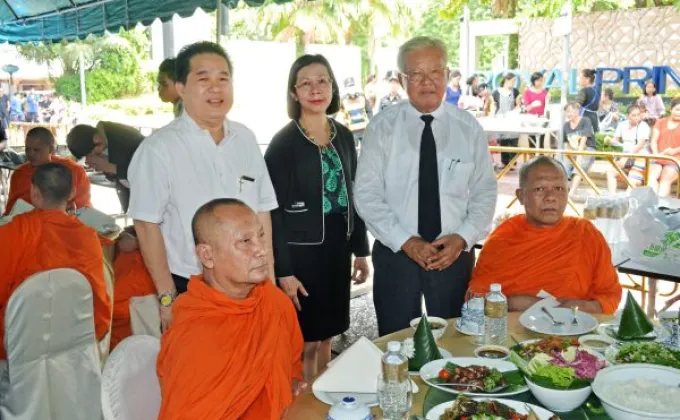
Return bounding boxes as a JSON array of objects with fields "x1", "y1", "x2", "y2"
[
  {"x1": 372, "y1": 240, "x2": 474, "y2": 337},
  {"x1": 499, "y1": 138, "x2": 519, "y2": 165},
  {"x1": 171, "y1": 273, "x2": 190, "y2": 294}
]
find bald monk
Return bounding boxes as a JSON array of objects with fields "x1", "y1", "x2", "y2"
[
  {"x1": 0, "y1": 162, "x2": 111, "y2": 360},
  {"x1": 110, "y1": 228, "x2": 156, "y2": 350},
  {"x1": 4, "y1": 127, "x2": 91, "y2": 215},
  {"x1": 157, "y1": 198, "x2": 303, "y2": 420},
  {"x1": 469, "y1": 156, "x2": 622, "y2": 314}
]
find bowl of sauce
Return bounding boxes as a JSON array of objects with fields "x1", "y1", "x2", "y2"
[
  {"x1": 474, "y1": 345, "x2": 510, "y2": 360},
  {"x1": 578, "y1": 334, "x2": 615, "y2": 353}
]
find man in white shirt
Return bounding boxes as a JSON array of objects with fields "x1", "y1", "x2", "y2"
[
  {"x1": 128, "y1": 41, "x2": 278, "y2": 330},
  {"x1": 355, "y1": 36, "x2": 497, "y2": 336}
]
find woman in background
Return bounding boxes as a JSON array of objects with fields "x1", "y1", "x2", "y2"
[
  {"x1": 638, "y1": 79, "x2": 666, "y2": 120},
  {"x1": 648, "y1": 96, "x2": 680, "y2": 196},
  {"x1": 576, "y1": 68, "x2": 600, "y2": 133}
]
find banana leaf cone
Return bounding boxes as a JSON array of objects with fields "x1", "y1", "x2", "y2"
[
  {"x1": 408, "y1": 316, "x2": 443, "y2": 371},
  {"x1": 618, "y1": 291, "x2": 654, "y2": 339}
]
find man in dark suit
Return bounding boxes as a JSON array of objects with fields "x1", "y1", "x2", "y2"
[{"x1": 66, "y1": 122, "x2": 145, "y2": 212}]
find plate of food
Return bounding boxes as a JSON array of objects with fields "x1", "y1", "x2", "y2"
[
  {"x1": 419, "y1": 357, "x2": 528, "y2": 397},
  {"x1": 604, "y1": 341, "x2": 680, "y2": 368},
  {"x1": 597, "y1": 323, "x2": 666, "y2": 342},
  {"x1": 509, "y1": 337, "x2": 608, "y2": 390},
  {"x1": 519, "y1": 307, "x2": 598, "y2": 336},
  {"x1": 426, "y1": 395, "x2": 559, "y2": 420}
]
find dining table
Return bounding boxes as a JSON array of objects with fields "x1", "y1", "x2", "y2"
[{"x1": 286, "y1": 312, "x2": 614, "y2": 419}]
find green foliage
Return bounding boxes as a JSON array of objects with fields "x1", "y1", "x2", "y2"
[{"x1": 595, "y1": 132, "x2": 623, "y2": 153}]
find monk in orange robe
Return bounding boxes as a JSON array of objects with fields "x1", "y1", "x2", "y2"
[
  {"x1": 110, "y1": 229, "x2": 156, "y2": 350},
  {"x1": 157, "y1": 198, "x2": 303, "y2": 420},
  {"x1": 0, "y1": 162, "x2": 111, "y2": 360},
  {"x1": 4, "y1": 127, "x2": 91, "y2": 215},
  {"x1": 469, "y1": 156, "x2": 622, "y2": 314}
]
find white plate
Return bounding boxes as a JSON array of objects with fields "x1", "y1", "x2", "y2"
[
  {"x1": 520, "y1": 307, "x2": 598, "y2": 336},
  {"x1": 313, "y1": 379, "x2": 420, "y2": 407},
  {"x1": 514, "y1": 338, "x2": 609, "y2": 364},
  {"x1": 426, "y1": 397, "x2": 555, "y2": 420},
  {"x1": 409, "y1": 348, "x2": 453, "y2": 375},
  {"x1": 419, "y1": 357, "x2": 528, "y2": 397},
  {"x1": 598, "y1": 323, "x2": 667, "y2": 342},
  {"x1": 455, "y1": 318, "x2": 483, "y2": 336}
]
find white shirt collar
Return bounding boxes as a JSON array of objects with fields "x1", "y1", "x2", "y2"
[
  {"x1": 180, "y1": 111, "x2": 232, "y2": 145},
  {"x1": 406, "y1": 100, "x2": 447, "y2": 121}
]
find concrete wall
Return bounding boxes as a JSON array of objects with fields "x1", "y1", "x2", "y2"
[{"x1": 518, "y1": 6, "x2": 680, "y2": 71}]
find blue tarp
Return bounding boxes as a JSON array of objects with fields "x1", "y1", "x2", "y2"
[{"x1": 0, "y1": 0, "x2": 290, "y2": 44}]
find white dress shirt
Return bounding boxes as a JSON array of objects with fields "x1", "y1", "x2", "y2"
[
  {"x1": 128, "y1": 113, "x2": 278, "y2": 277},
  {"x1": 355, "y1": 101, "x2": 497, "y2": 253}
]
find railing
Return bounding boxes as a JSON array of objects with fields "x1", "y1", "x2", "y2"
[{"x1": 489, "y1": 146, "x2": 680, "y2": 216}]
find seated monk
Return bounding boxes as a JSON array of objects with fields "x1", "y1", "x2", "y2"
[
  {"x1": 469, "y1": 156, "x2": 622, "y2": 314},
  {"x1": 157, "y1": 198, "x2": 303, "y2": 420},
  {"x1": 0, "y1": 162, "x2": 111, "y2": 361},
  {"x1": 110, "y1": 228, "x2": 156, "y2": 350},
  {"x1": 4, "y1": 127, "x2": 91, "y2": 215}
]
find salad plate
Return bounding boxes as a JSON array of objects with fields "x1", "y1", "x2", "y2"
[
  {"x1": 419, "y1": 357, "x2": 528, "y2": 397},
  {"x1": 520, "y1": 308, "x2": 598, "y2": 336},
  {"x1": 426, "y1": 395, "x2": 557, "y2": 420},
  {"x1": 604, "y1": 341, "x2": 680, "y2": 368}
]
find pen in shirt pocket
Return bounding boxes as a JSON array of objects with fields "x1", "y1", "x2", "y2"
[
  {"x1": 448, "y1": 159, "x2": 461, "y2": 171},
  {"x1": 239, "y1": 175, "x2": 255, "y2": 192}
]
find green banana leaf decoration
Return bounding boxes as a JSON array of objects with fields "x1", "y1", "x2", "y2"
[
  {"x1": 618, "y1": 291, "x2": 654, "y2": 339},
  {"x1": 408, "y1": 316, "x2": 443, "y2": 371}
]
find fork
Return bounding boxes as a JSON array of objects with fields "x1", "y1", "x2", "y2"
[
  {"x1": 572, "y1": 306, "x2": 580, "y2": 326},
  {"x1": 541, "y1": 306, "x2": 565, "y2": 326}
]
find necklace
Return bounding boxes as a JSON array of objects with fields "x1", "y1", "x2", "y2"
[{"x1": 297, "y1": 119, "x2": 335, "y2": 151}]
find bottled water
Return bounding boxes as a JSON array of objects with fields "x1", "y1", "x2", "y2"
[
  {"x1": 378, "y1": 341, "x2": 411, "y2": 420},
  {"x1": 484, "y1": 283, "x2": 508, "y2": 346}
]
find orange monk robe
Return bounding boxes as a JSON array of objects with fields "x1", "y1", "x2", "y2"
[
  {"x1": 0, "y1": 210, "x2": 112, "y2": 359},
  {"x1": 469, "y1": 215, "x2": 622, "y2": 314},
  {"x1": 4, "y1": 155, "x2": 92, "y2": 215},
  {"x1": 110, "y1": 250, "x2": 156, "y2": 350},
  {"x1": 157, "y1": 277, "x2": 303, "y2": 420}
]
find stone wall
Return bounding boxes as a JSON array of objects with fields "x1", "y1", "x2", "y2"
[{"x1": 518, "y1": 6, "x2": 680, "y2": 71}]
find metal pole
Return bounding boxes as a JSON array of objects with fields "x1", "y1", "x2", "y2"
[
  {"x1": 215, "y1": 0, "x2": 221, "y2": 44},
  {"x1": 557, "y1": 1, "x2": 572, "y2": 151},
  {"x1": 79, "y1": 50, "x2": 86, "y2": 106}
]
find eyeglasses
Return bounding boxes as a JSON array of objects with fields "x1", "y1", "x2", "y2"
[
  {"x1": 402, "y1": 67, "x2": 448, "y2": 84},
  {"x1": 295, "y1": 77, "x2": 333, "y2": 92}
]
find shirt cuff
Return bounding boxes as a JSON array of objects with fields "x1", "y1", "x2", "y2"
[
  {"x1": 129, "y1": 211, "x2": 163, "y2": 224},
  {"x1": 386, "y1": 226, "x2": 412, "y2": 254},
  {"x1": 455, "y1": 224, "x2": 478, "y2": 252}
]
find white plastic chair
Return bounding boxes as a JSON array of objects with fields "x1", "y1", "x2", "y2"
[
  {"x1": 101, "y1": 335, "x2": 161, "y2": 420},
  {"x1": 129, "y1": 295, "x2": 161, "y2": 339},
  {"x1": 0, "y1": 268, "x2": 103, "y2": 420}
]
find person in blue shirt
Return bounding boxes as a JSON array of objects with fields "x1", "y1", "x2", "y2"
[
  {"x1": 9, "y1": 93, "x2": 23, "y2": 122},
  {"x1": 25, "y1": 90, "x2": 39, "y2": 123},
  {"x1": 445, "y1": 70, "x2": 462, "y2": 106}
]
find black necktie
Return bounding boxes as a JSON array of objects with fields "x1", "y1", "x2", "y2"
[{"x1": 418, "y1": 115, "x2": 441, "y2": 242}]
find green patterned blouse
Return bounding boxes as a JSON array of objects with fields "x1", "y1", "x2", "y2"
[{"x1": 321, "y1": 147, "x2": 348, "y2": 215}]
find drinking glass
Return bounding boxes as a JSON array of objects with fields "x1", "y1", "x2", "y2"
[
  {"x1": 463, "y1": 291, "x2": 485, "y2": 344},
  {"x1": 377, "y1": 374, "x2": 412, "y2": 420}
]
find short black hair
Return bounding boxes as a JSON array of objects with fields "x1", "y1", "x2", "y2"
[
  {"x1": 519, "y1": 156, "x2": 567, "y2": 189},
  {"x1": 26, "y1": 126, "x2": 56, "y2": 149},
  {"x1": 286, "y1": 54, "x2": 341, "y2": 120},
  {"x1": 581, "y1": 68, "x2": 596, "y2": 83},
  {"x1": 627, "y1": 104, "x2": 641, "y2": 114},
  {"x1": 66, "y1": 124, "x2": 98, "y2": 159},
  {"x1": 604, "y1": 88, "x2": 615, "y2": 101},
  {"x1": 644, "y1": 79, "x2": 658, "y2": 96},
  {"x1": 31, "y1": 162, "x2": 73, "y2": 206},
  {"x1": 565, "y1": 101, "x2": 581, "y2": 112},
  {"x1": 466, "y1": 75, "x2": 477, "y2": 86},
  {"x1": 191, "y1": 198, "x2": 250, "y2": 245},
  {"x1": 176, "y1": 41, "x2": 232, "y2": 85},
  {"x1": 158, "y1": 58, "x2": 177, "y2": 82},
  {"x1": 530, "y1": 71, "x2": 544, "y2": 86}
]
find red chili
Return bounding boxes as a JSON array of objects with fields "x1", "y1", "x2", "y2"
[{"x1": 438, "y1": 369, "x2": 451, "y2": 380}]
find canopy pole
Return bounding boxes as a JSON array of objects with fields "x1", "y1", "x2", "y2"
[
  {"x1": 79, "y1": 51, "x2": 87, "y2": 106},
  {"x1": 215, "y1": 0, "x2": 221, "y2": 44}
]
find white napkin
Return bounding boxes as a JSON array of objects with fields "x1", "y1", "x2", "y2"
[
  {"x1": 76, "y1": 207, "x2": 117, "y2": 234},
  {"x1": 526, "y1": 290, "x2": 560, "y2": 313},
  {"x1": 0, "y1": 199, "x2": 35, "y2": 226},
  {"x1": 313, "y1": 337, "x2": 383, "y2": 394}
]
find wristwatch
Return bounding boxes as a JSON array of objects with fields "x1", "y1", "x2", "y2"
[{"x1": 158, "y1": 291, "x2": 178, "y2": 308}]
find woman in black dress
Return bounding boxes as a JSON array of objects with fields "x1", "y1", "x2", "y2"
[
  {"x1": 577, "y1": 68, "x2": 600, "y2": 133},
  {"x1": 265, "y1": 55, "x2": 370, "y2": 381}
]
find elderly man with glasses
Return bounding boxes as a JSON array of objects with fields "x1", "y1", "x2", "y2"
[{"x1": 355, "y1": 36, "x2": 498, "y2": 336}]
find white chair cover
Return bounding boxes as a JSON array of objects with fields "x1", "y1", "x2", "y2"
[
  {"x1": 0, "y1": 268, "x2": 103, "y2": 420},
  {"x1": 101, "y1": 335, "x2": 161, "y2": 420},
  {"x1": 129, "y1": 296, "x2": 161, "y2": 339}
]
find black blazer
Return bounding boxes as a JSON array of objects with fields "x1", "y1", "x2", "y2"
[
  {"x1": 98, "y1": 121, "x2": 145, "y2": 211},
  {"x1": 265, "y1": 119, "x2": 370, "y2": 278}
]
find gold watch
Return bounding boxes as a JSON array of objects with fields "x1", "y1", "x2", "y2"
[{"x1": 158, "y1": 291, "x2": 178, "y2": 308}]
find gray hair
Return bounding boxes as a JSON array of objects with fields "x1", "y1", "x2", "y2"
[
  {"x1": 518, "y1": 156, "x2": 568, "y2": 189},
  {"x1": 397, "y1": 36, "x2": 448, "y2": 74}
]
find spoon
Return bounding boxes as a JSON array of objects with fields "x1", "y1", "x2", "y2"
[{"x1": 541, "y1": 306, "x2": 564, "y2": 326}]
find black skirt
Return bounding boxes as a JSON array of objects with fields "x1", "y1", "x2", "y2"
[{"x1": 290, "y1": 214, "x2": 351, "y2": 342}]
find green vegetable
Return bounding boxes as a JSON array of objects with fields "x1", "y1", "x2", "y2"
[
  {"x1": 616, "y1": 342, "x2": 680, "y2": 369},
  {"x1": 530, "y1": 363, "x2": 576, "y2": 388},
  {"x1": 483, "y1": 369, "x2": 503, "y2": 392}
]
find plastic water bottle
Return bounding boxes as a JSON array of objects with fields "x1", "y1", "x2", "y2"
[
  {"x1": 484, "y1": 284, "x2": 508, "y2": 346},
  {"x1": 379, "y1": 341, "x2": 411, "y2": 420}
]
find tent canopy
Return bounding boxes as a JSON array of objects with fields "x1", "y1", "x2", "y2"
[{"x1": 0, "y1": 0, "x2": 290, "y2": 44}]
